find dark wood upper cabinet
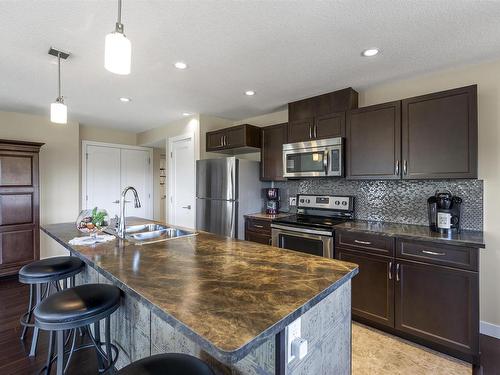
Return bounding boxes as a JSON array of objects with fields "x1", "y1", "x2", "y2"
[
  {"x1": 395, "y1": 259, "x2": 479, "y2": 357},
  {"x1": 402, "y1": 85, "x2": 478, "y2": 179},
  {"x1": 0, "y1": 139, "x2": 43, "y2": 277},
  {"x1": 288, "y1": 88, "x2": 358, "y2": 143},
  {"x1": 314, "y1": 112, "x2": 345, "y2": 139},
  {"x1": 261, "y1": 123, "x2": 287, "y2": 181},
  {"x1": 336, "y1": 247, "x2": 395, "y2": 328},
  {"x1": 206, "y1": 124, "x2": 261, "y2": 154},
  {"x1": 346, "y1": 101, "x2": 402, "y2": 179},
  {"x1": 287, "y1": 119, "x2": 314, "y2": 143}
]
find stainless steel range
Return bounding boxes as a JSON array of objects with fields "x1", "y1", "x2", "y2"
[{"x1": 271, "y1": 194, "x2": 354, "y2": 258}]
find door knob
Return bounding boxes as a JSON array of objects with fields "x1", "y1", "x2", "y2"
[{"x1": 182, "y1": 205, "x2": 192, "y2": 210}]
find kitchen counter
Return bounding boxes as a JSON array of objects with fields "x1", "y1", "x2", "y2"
[
  {"x1": 334, "y1": 220, "x2": 485, "y2": 248},
  {"x1": 244, "y1": 212, "x2": 294, "y2": 221},
  {"x1": 42, "y1": 219, "x2": 358, "y2": 373}
]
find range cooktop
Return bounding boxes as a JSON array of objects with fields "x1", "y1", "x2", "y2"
[{"x1": 273, "y1": 215, "x2": 350, "y2": 230}]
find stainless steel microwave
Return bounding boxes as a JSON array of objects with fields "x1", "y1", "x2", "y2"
[{"x1": 282, "y1": 137, "x2": 344, "y2": 178}]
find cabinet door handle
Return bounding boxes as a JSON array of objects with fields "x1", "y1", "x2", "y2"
[
  {"x1": 219, "y1": 136, "x2": 224, "y2": 147},
  {"x1": 388, "y1": 261, "x2": 393, "y2": 280},
  {"x1": 395, "y1": 160, "x2": 400, "y2": 175},
  {"x1": 309, "y1": 125, "x2": 313, "y2": 139},
  {"x1": 354, "y1": 239, "x2": 372, "y2": 245},
  {"x1": 422, "y1": 250, "x2": 446, "y2": 256},
  {"x1": 253, "y1": 224, "x2": 264, "y2": 228},
  {"x1": 403, "y1": 160, "x2": 408, "y2": 175},
  {"x1": 396, "y1": 263, "x2": 400, "y2": 282},
  {"x1": 314, "y1": 124, "x2": 318, "y2": 138},
  {"x1": 224, "y1": 135, "x2": 228, "y2": 146}
]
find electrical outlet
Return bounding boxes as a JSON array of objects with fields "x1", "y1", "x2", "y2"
[
  {"x1": 289, "y1": 197, "x2": 297, "y2": 206},
  {"x1": 287, "y1": 318, "x2": 301, "y2": 363}
]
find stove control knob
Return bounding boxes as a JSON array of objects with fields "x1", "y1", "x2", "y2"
[
  {"x1": 335, "y1": 200, "x2": 340, "y2": 205},
  {"x1": 306, "y1": 199, "x2": 310, "y2": 203},
  {"x1": 300, "y1": 199, "x2": 304, "y2": 203},
  {"x1": 342, "y1": 201, "x2": 347, "y2": 206}
]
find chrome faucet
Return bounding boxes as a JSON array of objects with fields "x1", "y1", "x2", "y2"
[{"x1": 118, "y1": 186, "x2": 141, "y2": 238}]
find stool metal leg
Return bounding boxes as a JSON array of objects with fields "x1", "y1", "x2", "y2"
[
  {"x1": 56, "y1": 330, "x2": 64, "y2": 375},
  {"x1": 20, "y1": 284, "x2": 34, "y2": 340},
  {"x1": 29, "y1": 283, "x2": 42, "y2": 357},
  {"x1": 94, "y1": 322, "x2": 104, "y2": 371},
  {"x1": 45, "y1": 331, "x2": 54, "y2": 375},
  {"x1": 105, "y1": 316, "x2": 112, "y2": 369}
]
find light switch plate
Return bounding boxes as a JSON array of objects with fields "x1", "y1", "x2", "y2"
[
  {"x1": 289, "y1": 197, "x2": 297, "y2": 206},
  {"x1": 287, "y1": 317, "x2": 301, "y2": 363}
]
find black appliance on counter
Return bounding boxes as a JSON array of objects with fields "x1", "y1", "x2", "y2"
[
  {"x1": 427, "y1": 190, "x2": 462, "y2": 234},
  {"x1": 265, "y1": 188, "x2": 280, "y2": 215},
  {"x1": 271, "y1": 194, "x2": 354, "y2": 258}
]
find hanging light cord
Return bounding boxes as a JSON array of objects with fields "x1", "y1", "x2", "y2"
[
  {"x1": 117, "y1": 0, "x2": 122, "y2": 24},
  {"x1": 57, "y1": 52, "x2": 62, "y2": 100}
]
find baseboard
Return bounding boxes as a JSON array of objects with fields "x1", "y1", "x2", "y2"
[{"x1": 480, "y1": 321, "x2": 500, "y2": 339}]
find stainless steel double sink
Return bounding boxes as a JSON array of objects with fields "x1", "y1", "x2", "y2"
[{"x1": 106, "y1": 223, "x2": 197, "y2": 245}]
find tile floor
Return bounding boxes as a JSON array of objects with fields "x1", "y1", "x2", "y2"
[{"x1": 352, "y1": 323, "x2": 471, "y2": 375}]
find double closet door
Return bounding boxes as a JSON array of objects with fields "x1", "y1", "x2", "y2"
[{"x1": 83, "y1": 142, "x2": 153, "y2": 219}]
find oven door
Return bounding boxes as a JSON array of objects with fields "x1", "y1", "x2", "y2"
[{"x1": 271, "y1": 224, "x2": 333, "y2": 258}]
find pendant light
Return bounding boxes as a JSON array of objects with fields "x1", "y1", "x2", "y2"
[
  {"x1": 105, "y1": 0, "x2": 131, "y2": 75},
  {"x1": 49, "y1": 47, "x2": 69, "y2": 124}
]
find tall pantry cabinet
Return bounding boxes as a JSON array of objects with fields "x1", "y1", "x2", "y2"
[{"x1": 0, "y1": 139, "x2": 43, "y2": 277}]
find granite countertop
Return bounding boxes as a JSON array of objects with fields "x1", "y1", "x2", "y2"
[
  {"x1": 244, "y1": 212, "x2": 294, "y2": 221},
  {"x1": 41, "y1": 219, "x2": 358, "y2": 363},
  {"x1": 334, "y1": 220, "x2": 485, "y2": 248}
]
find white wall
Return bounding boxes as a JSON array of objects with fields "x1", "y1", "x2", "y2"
[
  {"x1": 0, "y1": 111, "x2": 80, "y2": 257},
  {"x1": 80, "y1": 124, "x2": 137, "y2": 145}
]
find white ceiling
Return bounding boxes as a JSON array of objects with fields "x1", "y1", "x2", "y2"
[{"x1": 1, "y1": 1, "x2": 500, "y2": 132}]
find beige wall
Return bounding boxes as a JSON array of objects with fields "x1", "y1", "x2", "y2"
[
  {"x1": 233, "y1": 109, "x2": 288, "y2": 128},
  {"x1": 80, "y1": 124, "x2": 137, "y2": 145},
  {"x1": 0, "y1": 111, "x2": 80, "y2": 258}
]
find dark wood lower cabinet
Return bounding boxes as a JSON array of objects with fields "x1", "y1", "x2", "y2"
[
  {"x1": 395, "y1": 259, "x2": 479, "y2": 356},
  {"x1": 245, "y1": 218, "x2": 272, "y2": 245},
  {"x1": 336, "y1": 230, "x2": 480, "y2": 364},
  {"x1": 336, "y1": 248, "x2": 394, "y2": 327}
]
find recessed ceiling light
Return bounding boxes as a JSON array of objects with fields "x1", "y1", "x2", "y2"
[
  {"x1": 361, "y1": 48, "x2": 380, "y2": 57},
  {"x1": 245, "y1": 90, "x2": 256, "y2": 96},
  {"x1": 182, "y1": 112, "x2": 192, "y2": 116},
  {"x1": 119, "y1": 97, "x2": 131, "y2": 102},
  {"x1": 174, "y1": 62, "x2": 188, "y2": 70}
]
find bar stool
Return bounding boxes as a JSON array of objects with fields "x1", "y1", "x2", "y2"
[
  {"x1": 116, "y1": 353, "x2": 215, "y2": 375},
  {"x1": 18, "y1": 256, "x2": 85, "y2": 356},
  {"x1": 34, "y1": 283, "x2": 121, "y2": 375}
]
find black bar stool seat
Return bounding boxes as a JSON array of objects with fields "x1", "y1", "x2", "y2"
[
  {"x1": 117, "y1": 353, "x2": 215, "y2": 375},
  {"x1": 19, "y1": 256, "x2": 84, "y2": 284},
  {"x1": 34, "y1": 284, "x2": 121, "y2": 375},
  {"x1": 18, "y1": 256, "x2": 85, "y2": 357},
  {"x1": 35, "y1": 283, "x2": 121, "y2": 330}
]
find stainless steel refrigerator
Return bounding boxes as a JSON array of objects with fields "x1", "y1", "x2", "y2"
[{"x1": 196, "y1": 157, "x2": 264, "y2": 239}]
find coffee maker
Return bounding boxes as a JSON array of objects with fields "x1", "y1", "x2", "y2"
[
  {"x1": 427, "y1": 190, "x2": 462, "y2": 234},
  {"x1": 265, "y1": 188, "x2": 280, "y2": 215}
]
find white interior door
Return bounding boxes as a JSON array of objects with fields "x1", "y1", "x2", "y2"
[
  {"x1": 169, "y1": 134, "x2": 195, "y2": 228},
  {"x1": 86, "y1": 145, "x2": 121, "y2": 217},
  {"x1": 121, "y1": 149, "x2": 152, "y2": 219}
]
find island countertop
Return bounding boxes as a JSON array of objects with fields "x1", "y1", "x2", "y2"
[{"x1": 41, "y1": 219, "x2": 358, "y2": 364}]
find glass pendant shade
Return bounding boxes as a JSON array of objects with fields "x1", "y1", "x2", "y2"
[
  {"x1": 105, "y1": 31, "x2": 131, "y2": 75},
  {"x1": 50, "y1": 100, "x2": 67, "y2": 124}
]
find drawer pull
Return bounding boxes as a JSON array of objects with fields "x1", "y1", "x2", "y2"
[
  {"x1": 354, "y1": 240, "x2": 372, "y2": 245},
  {"x1": 253, "y1": 224, "x2": 264, "y2": 228},
  {"x1": 422, "y1": 250, "x2": 446, "y2": 256}
]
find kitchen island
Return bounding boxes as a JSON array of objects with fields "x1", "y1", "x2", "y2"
[{"x1": 42, "y1": 219, "x2": 358, "y2": 375}]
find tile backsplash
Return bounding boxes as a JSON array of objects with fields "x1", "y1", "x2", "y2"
[{"x1": 274, "y1": 179, "x2": 483, "y2": 231}]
